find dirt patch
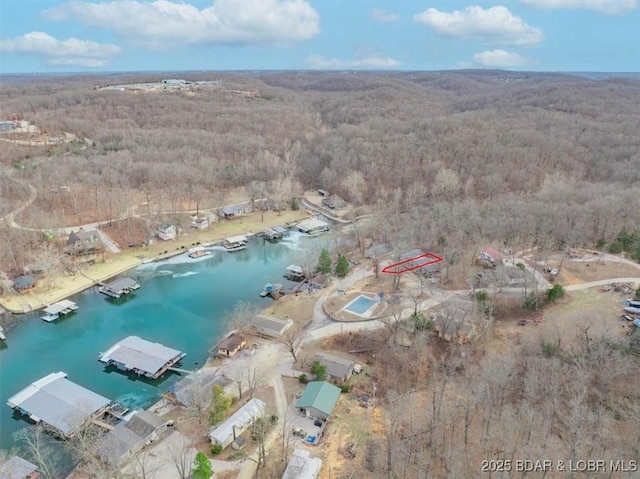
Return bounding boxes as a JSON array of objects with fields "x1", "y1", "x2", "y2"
[
  {"x1": 557, "y1": 257, "x2": 640, "y2": 284},
  {"x1": 261, "y1": 294, "x2": 317, "y2": 327}
]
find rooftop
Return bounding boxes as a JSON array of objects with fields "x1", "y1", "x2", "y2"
[
  {"x1": 103, "y1": 277, "x2": 139, "y2": 292},
  {"x1": 7, "y1": 371, "x2": 110, "y2": 436},
  {"x1": 0, "y1": 455, "x2": 39, "y2": 479},
  {"x1": 99, "y1": 336, "x2": 184, "y2": 376},
  {"x1": 282, "y1": 449, "x2": 323, "y2": 479},
  {"x1": 314, "y1": 352, "x2": 355, "y2": 379},
  {"x1": 296, "y1": 381, "x2": 341, "y2": 417},
  {"x1": 207, "y1": 398, "x2": 266, "y2": 444},
  {"x1": 296, "y1": 218, "x2": 329, "y2": 232},
  {"x1": 250, "y1": 315, "x2": 293, "y2": 337}
]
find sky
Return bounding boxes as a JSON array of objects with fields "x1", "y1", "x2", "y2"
[{"x1": 0, "y1": 0, "x2": 638, "y2": 73}]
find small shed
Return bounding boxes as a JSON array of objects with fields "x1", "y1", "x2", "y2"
[{"x1": 296, "y1": 381, "x2": 341, "y2": 420}]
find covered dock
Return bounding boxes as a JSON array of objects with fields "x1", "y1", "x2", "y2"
[
  {"x1": 98, "y1": 335, "x2": 186, "y2": 379},
  {"x1": 99, "y1": 277, "x2": 140, "y2": 299},
  {"x1": 262, "y1": 226, "x2": 287, "y2": 241},
  {"x1": 6, "y1": 371, "x2": 111, "y2": 437},
  {"x1": 41, "y1": 299, "x2": 79, "y2": 322}
]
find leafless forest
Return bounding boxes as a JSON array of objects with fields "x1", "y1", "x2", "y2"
[{"x1": 1, "y1": 71, "x2": 640, "y2": 478}]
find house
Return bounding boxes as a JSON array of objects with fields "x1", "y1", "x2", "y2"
[
  {"x1": 219, "y1": 203, "x2": 252, "y2": 219},
  {"x1": 478, "y1": 248, "x2": 502, "y2": 267},
  {"x1": 308, "y1": 274, "x2": 329, "y2": 292},
  {"x1": 500, "y1": 265, "x2": 526, "y2": 286},
  {"x1": 171, "y1": 369, "x2": 237, "y2": 406},
  {"x1": 321, "y1": 195, "x2": 347, "y2": 210},
  {"x1": 156, "y1": 224, "x2": 177, "y2": 241},
  {"x1": 314, "y1": 352, "x2": 355, "y2": 383},
  {"x1": 364, "y1": 243, "x2": 393, "y2": 260},
  {"x1": 97, "y1": 410, "x2": 170, "y2": 465},
  {"x1": 66, "y1": 229, "x2": 101, "y2": 255},
  {"x1": 0, "y1": 455, "x2": 40, "y2": 479},
  {"x1": 7, "y1": 371, "x2": 111, "y2": 437},
  {"x1": 436, "y1": 298, "x2": 478, "y2": 343},
  {"x1": 190, "y1": 213, "x2": 217, "y2": 229},
  {"x1": 214, "y1": 333, "x2": 247, "y2": 357},
  {"x1": 207, "y1": 398, "x2": 266, "y2": 448},
  {"x1": 12, "y1": 275, "x2": 36, "y2": 292},
  {"x1": 285, "y1": 264, "x2": 305, "y2": 281},
  {"x1": 282, "y1": 449, "x2": 322, "y2": 479},
  {"x1": 250, "y1": 315, "x2": 293, "y2": 338},
  {"x1": 296, "y1": 381, "x2": 341, "y2": 420}
]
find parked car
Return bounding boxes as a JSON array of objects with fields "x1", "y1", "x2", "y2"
[{"x1": 314, "y1": 419, "x2": 323, "y2": 427}]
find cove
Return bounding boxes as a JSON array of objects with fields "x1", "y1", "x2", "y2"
[{"x1": 0, "y1": 232, "x2": 310, "y2": 450}]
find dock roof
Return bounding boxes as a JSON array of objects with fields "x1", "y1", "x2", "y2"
[
  {"x1": 99, "y1": 336, "x2": 184, "y2": 376},
  {"x1": 7, "y1": 371, "x2": 110, "y2": 436},
  {"x1": 296, "y1": 218, "x2": 329, "y2": 232},
  {"x1": 225, "y1": 235, "x2": 247, "y2": 244},
  {"x1": 296, "y1": 381, "x2": 341, "y2": 417},
  {"x1": 43, "y1": 299, "x2": 78, "y2": 315}
]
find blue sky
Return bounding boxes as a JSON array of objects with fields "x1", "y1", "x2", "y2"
[{"x1": 0, "y1": 0, "x2": 638, "y2": 73}]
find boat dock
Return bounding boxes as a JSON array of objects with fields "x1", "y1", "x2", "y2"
[
  {"x1": 98, "y1": 335, "x2": 186, "y2": 380},
  {"x1": 262, "y1": 226, "x2": 288, "y2": 241},
  {"x1": 41, "y1": 300, "x2": 79, "y2": 322},
  {"x1": 99, "y1": 277, "x2": 141, "y2": 299}
]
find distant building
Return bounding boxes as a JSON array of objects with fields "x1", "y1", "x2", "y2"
[
  {"x1": 364, "y1": 243, "x2": 393, "y2": 259},
  {"x1": 190, "y1": 213, "x2": 217, "y2": 229},
  {"x1": 249, "y1": 315, "x2": 293, "y2": 338},
  {"x1": 219, "y1": 203, "x2": 252, "y2": 219},
  {"x1": 282, "y1": 449, "x2": 322, "y2": 479},
  {"x1": 296, "y1": 381, "x2": 341, "y2": 420},
  {"x1": 7, "y1": 371, "x2": 110, "y2": 437},
  {"x1": 171, "y1": 369, "x2": 236, "y2": 406},
  {"x1": 478, "y1": 248, "x2": 503, "y2": 267},
  {"x1": 321, "y1": 195, "x2": 347, "y2": 210},
  {"x1": 12, "y1": 275, "x2": 36, "y2": 292},
  {"x1": 314, "y1": 352, "x2": 355, "y2": 383},
  {"x1": 296, "y1": 218, "x2": 330, "y2": 236},
  {"x1": 207, "y1": 398, "x2": 266, "y2": 448}
]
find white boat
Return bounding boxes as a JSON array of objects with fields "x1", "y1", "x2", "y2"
[
  {"x1": 222, "y1": 235, "x2": 248, "y2": 252},
  {"x1": 188, "y1": 246, "x2": 212, "y2": 259},
  {"x1": 0, "y1": 325, "x2": 5, "y2": 341}
]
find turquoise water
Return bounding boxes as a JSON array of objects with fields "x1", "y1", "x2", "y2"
[
  {"x1": 344, "y1": 295, "x2": 376, "y2": 315},
  {"x1": 0, "y1": 233, "x2": 310, "y2": 450}
]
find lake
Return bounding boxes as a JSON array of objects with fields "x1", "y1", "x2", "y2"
[{"x1": 0, "y1": 232, "x2": 314, "y2": 450}]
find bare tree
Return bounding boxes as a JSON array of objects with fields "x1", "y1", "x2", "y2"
[
  {"x1": 13, "y1": 425, "x2": 62, "y2": 479},
  {"x1": 227, "y1": 300, "x2": 261, "y2": 333},
  {"x1": 165, "y1": 432, "x2": 194, "y2": 479},
  {"x1": 278, "y1": 328, "x2": 304, "y2": 363}
]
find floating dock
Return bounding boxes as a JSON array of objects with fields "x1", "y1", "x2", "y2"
[
  {"x1": 98, "y1": 335, "x2": 186, "y2": 379},
  {"x1": 99, "y1": 277, "x2": 140, "y2": 299},
  {"x1": 222, "y1": 235, "x2": 248, "y2": 252},
  {"x1": 41, "y1": 300, "x2": 79, "y2": 322}
]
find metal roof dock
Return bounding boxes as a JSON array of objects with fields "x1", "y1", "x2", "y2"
[
  {"x1": 6, "y1": 371, "x2": 111, "y2": 437},
  {"x1": 98, "y1": 336, "x2": 186, "y2": 379},
  {"x1": 41, "y1": 299, "x2": 79, "y2": 322},
  {"x1": 99, "y1": 277, "x2": 140, "y2": 299}
]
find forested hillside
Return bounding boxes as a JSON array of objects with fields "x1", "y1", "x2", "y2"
[{"x1": 1, "y1": 71, "x2": 639, "y2": 260}]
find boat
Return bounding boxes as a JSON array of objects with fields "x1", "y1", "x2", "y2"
[
  {"x1": 188, "y1": 246, "x2": 212, "y2": 259},
  {"x1": 222, "y1": 235, "x2": 248, "y2": 252},
  {"x1": 0, "y1": 325, "x2": 5, "y2": 341}
]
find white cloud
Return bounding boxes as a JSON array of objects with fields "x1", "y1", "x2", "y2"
[
  {"x1": 473, "y1": 49, "x2": 536, "y2": 68},
  {"x1": 372, "y1": 8, "x2": 400, "y2": 23},
  {"x1": 306, "y1": 54, "x2": 400, "y2": 69},
  {"x1": 0, "y1": 31, "x2": 121, "y2": 67},
  {"x1": 44, "y1": 0, "x2": 320, "y2": 49},
  {"x1": 413, "y1": 5, "x2": 543, "y2": 45},
  {"x1": 521, "y1": 0, "x2": 637, "y2": 14}
]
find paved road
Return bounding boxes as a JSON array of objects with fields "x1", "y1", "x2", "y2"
[{"x1": 564, "y1": 277, "x2": 640, "y2": 292}]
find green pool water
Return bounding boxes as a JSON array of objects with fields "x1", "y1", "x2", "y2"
[{"x1": 0, "y1": 234, "x2": 310, "y2": 450}]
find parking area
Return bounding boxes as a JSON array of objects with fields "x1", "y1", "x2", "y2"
[{"x1": 287, "y1": 402, "x2": 326, "y2": 446}]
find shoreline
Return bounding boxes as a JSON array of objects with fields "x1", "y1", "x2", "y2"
[{"x1": 0, "y1": 210, "x2": 307, "y2": 319}]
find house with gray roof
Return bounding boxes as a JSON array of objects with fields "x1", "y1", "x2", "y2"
[
  {"x1": 0, "y1": 455, "x2": 39, "y2": 479},
  {"x1": 314, "y1": 352, "x2": 355, "y2": 383},
  {"x1": 282, "y1": 449, "x2": 322, "y2": 479},
  {"x1": 98, "y1": 336, "x2": 185, "y2": 379},
  {"x1": 250, "y1": 314, "x2": 293, "y2": 338},
  {"x1": 296, "y1": 381, "x2": 341, "y2": 420},
  {"x1": 65, "y1": 229, "x2": 101, "y2": 255},
  {"x1": 7, "y1": 371, "x2": 110, "y2": 437}
]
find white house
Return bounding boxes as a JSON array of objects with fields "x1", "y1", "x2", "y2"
[
  {"x1": 156, "y1": 224, "x2": 177, "y2": 241},
  {"x1": 207, "y1": 398, "x2": 266, "y2": 448}
]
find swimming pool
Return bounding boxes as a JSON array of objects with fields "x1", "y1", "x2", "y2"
[{"x1": 344, "y1": 295, "x2": 376, "y2": 316}]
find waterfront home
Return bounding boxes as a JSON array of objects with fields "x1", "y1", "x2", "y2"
[
  {"x1": 222, "y1": 235, "x2": 248, "y2": 251},
  {"x1": 214, "y1": 333, "x2": 247, "y2": 357},
  {"x1": 171, "y1": 369, "x2": 237, "y2": 406},
  {"x1": 65, "y1": 229, "x2": 101, "y2": 255},
  {"x1": 0, "y1": 455, "x2": 40, "y2": 479},
  {"x1": 249, "y1": 314, "x2": 293, "y2": 338},
  {"x1": 282, "y1": 449, "x2": 323, "y2": 479},
  {"x1": 219, "y1": 203, "x2": 252, "y2": 219},
  {"x1": 156, "y1": 223, "x2": 177, "y2": 241},
  {"x1": 207, "y1": 398, "x2": 266, "y2": 448},
  {"x1": 296, "y1": 381, "x2": 341, "y2": 421},
  {"x1": 296, "y1": 218, "x2": 330, "y2": 236},
  {"x1": 12, "y1": 275, "x2": 35, "y2": 292},
  {"x1": 190, "y1": 212, "x2": 217, "y2": 229},
  {"x1": 99, "y1": 336, "x2": 186, "y2": 379},
  {"x1": 99, "y1": 277, "x2": 140, "y2": 299},
  {"x1": 7, "y1": 371, "x2": 111, "y2": 438}
]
